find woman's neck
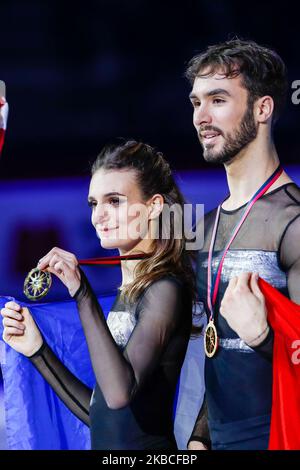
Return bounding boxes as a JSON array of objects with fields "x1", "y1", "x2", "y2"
[{"x1": 119, "y1": 238, "x2": 153, "y2": 289}]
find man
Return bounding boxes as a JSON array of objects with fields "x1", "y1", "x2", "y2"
[{"x1": 186, "y1": 39, "x2": 300, "y2": 450}]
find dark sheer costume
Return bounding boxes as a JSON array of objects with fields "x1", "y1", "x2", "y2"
[
  {"x1": 29, "y1": 271, "x2": 192, "y2": 450},
  {"x1": 189, "y1": 183, "x2": 300, "y2": 450}
]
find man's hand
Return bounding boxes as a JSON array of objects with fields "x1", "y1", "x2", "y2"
[{"x1": 220, "y1": 272, "x2": 269, "y2": 347}]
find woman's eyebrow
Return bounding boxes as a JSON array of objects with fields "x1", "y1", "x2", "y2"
[{"x1": 88, "y1": 192, "x2": 126, "y2": 201}]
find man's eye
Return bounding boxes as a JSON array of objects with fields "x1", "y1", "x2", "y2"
[
  {"x1": 191, "y1": 101, "x2": 200, "y2": 108},
  {"x1": 213, "y1": 98, "x2": 225, "y2": 104}
]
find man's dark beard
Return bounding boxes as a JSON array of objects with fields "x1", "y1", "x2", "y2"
[{"x1": 199, "y1": 101, "x2": 258, "y2": 164}]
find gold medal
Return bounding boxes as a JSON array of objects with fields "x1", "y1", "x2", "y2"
[
  {"x1": 23, "y1": 268, "x2": 52, "y2": 301},
  {"x1": 204, "y1": 320, "x2": 218, "y2": 358}
]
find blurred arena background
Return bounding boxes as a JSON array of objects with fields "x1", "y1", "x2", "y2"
[{"x1": 0, "y1": 0, "x2": 299, "y2": 450}]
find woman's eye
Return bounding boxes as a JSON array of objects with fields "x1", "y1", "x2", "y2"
[
  {"x1": 109, "y1": 198, "x2": 120, "y2": 206},
  {"x1": 88, "y1": 200, "x2": 97, "y2": 208}
]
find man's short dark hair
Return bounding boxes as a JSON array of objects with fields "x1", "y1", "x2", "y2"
[{"x1": 185, "y1": 38, "x2": 288, "y2": 123}]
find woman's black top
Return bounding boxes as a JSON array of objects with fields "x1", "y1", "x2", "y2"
[{"x1": 29, "y1": 272, "x2": 192, "y2": 450}]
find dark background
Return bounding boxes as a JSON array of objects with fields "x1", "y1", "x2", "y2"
[
  {"x1": 0, "y1": 0, "x2": 299, "y2": 179},
  {"x1": 0, "y1": 0, "x2": 300, "y2": 449}
]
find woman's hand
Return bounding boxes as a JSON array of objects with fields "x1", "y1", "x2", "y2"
[
  {"x1": 37, "y1": 247, "x2": 81, "y2": 297},
  {"x1": 1, "y1": 301, "x2": 43, "y2": 357},
  {"x1": 188, "y1": 440, "x2": 208, "y2": 450}
]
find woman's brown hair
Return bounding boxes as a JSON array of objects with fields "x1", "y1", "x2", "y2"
[{"x1": 92, "y1": 138, "x2": 200, "y2": 333}]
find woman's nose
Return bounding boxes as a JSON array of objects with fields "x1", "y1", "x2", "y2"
[{"x1": 92, "y1": 204, "x2": 110, "y2": 224}]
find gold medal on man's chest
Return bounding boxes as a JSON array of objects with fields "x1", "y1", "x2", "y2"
[{"x1": 204, "y1": 320, "x2": 218, "y2": 358}]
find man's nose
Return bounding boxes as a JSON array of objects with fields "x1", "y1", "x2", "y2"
[{"x1": 193, "y1": 104, "x2": 212, "y2": 127}]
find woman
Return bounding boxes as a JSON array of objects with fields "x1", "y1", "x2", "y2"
[{"x1": 1, "y1": 139, "x2": 195, "y2": 450}]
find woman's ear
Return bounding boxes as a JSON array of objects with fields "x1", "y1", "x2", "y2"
[{"x1": 148, "y1": 194, "x2": 164, "y2": 220}]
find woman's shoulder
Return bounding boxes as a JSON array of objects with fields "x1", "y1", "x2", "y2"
[
  {"x1": 145, "y1": 274, "x2": 184, "y2": 292},
  {"x1": 136, "y1": 274, "x2": 185, "y2": 311}
]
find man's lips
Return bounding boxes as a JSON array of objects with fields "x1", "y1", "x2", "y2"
[{"x1": 200, "y1": 131, "x2": 222, "y2": 145}]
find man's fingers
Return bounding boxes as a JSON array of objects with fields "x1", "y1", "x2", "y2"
[
  {"x1": 222, "y1": 276, "x2": 238, "y2": 302},
  {"x1": 227, "y1": 276, "x2": 238, "y2": 290},
  {"x1": 250, "y1": 273, "x2": 264, "y2": 300},
  {"x1": 235, "y1": 272, "x2": 252, "y2": 291}
]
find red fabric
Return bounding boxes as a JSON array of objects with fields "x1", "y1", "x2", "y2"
[
  {"x1": 0, "y1": 99, "x2": 7, "y2": 156},
  {"x1": 259, "y1": 278, "x2": 300, "y2": 450},
  {"x1": 0, "y1": 128, "x2": 5, "y2": 155}
]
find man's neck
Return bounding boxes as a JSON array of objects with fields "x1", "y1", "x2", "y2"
[{"x1": 222, "y1": 140, "x2": 292, "y2": 211}]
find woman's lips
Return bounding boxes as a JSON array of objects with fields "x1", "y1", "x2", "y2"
[{"x1": 97, "y1": 227, "x2": 119, "y2": 237}]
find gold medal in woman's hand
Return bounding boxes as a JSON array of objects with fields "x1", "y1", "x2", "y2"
[{"x1": 23, "y1": 268, "x2": 52, "y2": 301}]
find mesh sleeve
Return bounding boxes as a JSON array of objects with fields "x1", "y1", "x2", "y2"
[
  {"x1": 74, "y1": 270, "x2": 184, "y2": 409},
  {"x1": 251, "y1": 327, "x2": 274, "y2": 362},
  {"x1": 29, "y1": 341, "x2": 92, "y2": 426},
  {"x1": 279, "y1": 214, "x2": 300, "y2": 304},
  {"x1": 188, "y1": 395, "x2": 211, "y2": 448},
  {"x1": 253, "y1": 214, "x2": 300, "y2": 361}
]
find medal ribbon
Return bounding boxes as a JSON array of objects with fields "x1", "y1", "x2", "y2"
[
  {"x1": 207, "y1": 165, "x2": 283, "y2": 321},
  {"x1": 78, "y1": 253, "x2": 149, "y2": 266}
]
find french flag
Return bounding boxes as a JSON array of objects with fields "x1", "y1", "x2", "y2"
[{"x1": 0, "y1": 97, "x2": 8, "y2": 156}]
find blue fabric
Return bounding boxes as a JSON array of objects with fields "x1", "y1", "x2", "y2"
[{"x1": 0, "y1": 294, "x2": 115, "y2": 450}]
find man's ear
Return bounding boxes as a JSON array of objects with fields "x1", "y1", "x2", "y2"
[
  {"x1": 255, "y1": 95, "x2": 274, "y2": 123},
  {"x1": 148, "y1": 194, "x2": 164, "y2": 220}
]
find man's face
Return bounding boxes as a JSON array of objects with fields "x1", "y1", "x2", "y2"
[{"x1": 189, "y1": 69, "x2": 258, "y2": 164}]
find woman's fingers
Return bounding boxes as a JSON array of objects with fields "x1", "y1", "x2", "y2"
[
  {"x1": 2, "y1": 317, "x2": 25, "y2": 331},
  {"x1": 46, "y1": 258, "x2": 75, "y2": 277},
  {"x1": 38, "y1": 247, "x2": 78, "y2": 270},
  {"x1": 1, "y1": 307, "x2": 23, "y2": 321},
  {"x1": 4, "y1": 301, "x2": 21, "y2": 312},
  {"x1": 3, "y1": 326, "x2": 25, "y2": 336}
]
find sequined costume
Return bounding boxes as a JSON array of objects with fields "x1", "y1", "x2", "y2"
[{"x1": 190, "y1": 183, "x2": 300, "y2": 450}]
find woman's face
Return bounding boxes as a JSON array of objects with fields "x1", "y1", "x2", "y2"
[{"x1": 88, "y1": 168, "x2": 151, "y2": 253}]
